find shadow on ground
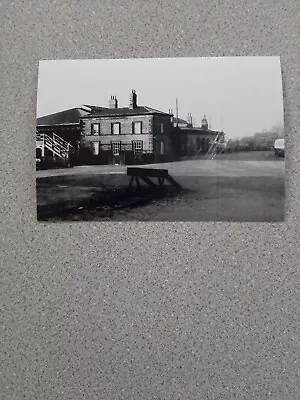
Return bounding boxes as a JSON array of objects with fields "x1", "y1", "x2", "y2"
[
  {"x1": 36, "y1": 172, "x2": 285, "y2": 222},
  {"x1": 37, "y1": 184, "x2": 186, "y2": 221}
]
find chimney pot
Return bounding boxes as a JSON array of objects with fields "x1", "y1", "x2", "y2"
[
  {"x1": 109, "y1": 95, "x2": 118, "y2": 109},
  {"x1": 129, "y1": 90, "x2": 137, "y2": 109}
]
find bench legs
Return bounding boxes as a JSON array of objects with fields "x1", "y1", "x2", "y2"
[
  {"x1": 158, "y1": 177, "x2": 165, "y2": 186},
  {"x1": 141, "y1": 176, "x2": 156, "y2": 187},
  {"x1": 128, "y1": 176, "x2": 134, "y2": 188},
  {"x1": 127, "y1": 173, "x2": 181, "y2": 190},
  {"x1": 128, "y1": 175, "x2": 157, "y2": 189},
  {"x1": 135, "y1": 176, "x2": 141, "y2": 189}
]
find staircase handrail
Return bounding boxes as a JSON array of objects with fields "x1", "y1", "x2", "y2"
[
  {"x1": 53, "y1": 132, "x2": 74, "y2": 151},
  {"x1": 36, "y1": 132, "x2": 73, "y2": 159}
]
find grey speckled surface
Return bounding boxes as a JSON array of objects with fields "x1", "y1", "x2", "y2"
[{"x1": 1, "y1": 1, "x2": 300, "y2": 399}]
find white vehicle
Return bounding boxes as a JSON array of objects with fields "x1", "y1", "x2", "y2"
[{"x1": 274, "y1": 138, "x2": 285, "y2": 157}]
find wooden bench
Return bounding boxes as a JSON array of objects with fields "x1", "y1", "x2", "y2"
[{"x1": 127, "y1": 167, "x2": 182, "y2": 189}]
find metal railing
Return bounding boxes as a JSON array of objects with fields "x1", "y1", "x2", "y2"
[
  {"x1": 205, "y1": 132, "x2": 225, "y2": 160},
  {"x1": 36, "y1": 132, "x2": 74, "y2": 159}
]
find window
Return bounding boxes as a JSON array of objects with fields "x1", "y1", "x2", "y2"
[
  {"x1": 148, "y1": 138, "x2": 153, "y2": 153},
  {"x1": 132, "y1": 121, "x2": 142, "y2": 134},
  {"x1": 92, "y1": 142, "x2": 100, "y2": 155},
  {"x1": 160, "y1": 141, "x2": 164, "y2": 155},
  {"x1": 91, "y1": 123, "x2": 100, "y2": 135},
  {"x1": 112, "y1": 141, "x2": 121, "y2": 155},
  {"x1": 160, "y1": 122, "x2": 164, "y2": 133},
  {"x1": 132, "y1": 140, "x2": 143, "y2": 154},
  {"x1": 36, "y1": 148, "x2": 42, "y2": 158},
  {"x1": 112, "y1": 122, "x2": 121, "y2": 135}
]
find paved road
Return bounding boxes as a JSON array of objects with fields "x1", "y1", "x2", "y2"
[
  {"x1": 209, "y1": 150, "x2": 283, "y2": 161},
  {"x1": 36, "y1": 151, "x2": 284, "y2": 179}
]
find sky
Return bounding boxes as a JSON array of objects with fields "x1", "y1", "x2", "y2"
[{"x1": 37, "y1": 56, "x2": 284, "y2": 139}]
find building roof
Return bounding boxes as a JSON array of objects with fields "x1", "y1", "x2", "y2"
[
  {"x1": 37, "y1": 103, "x2": 172, "y2": 127},
  {"x1": 37, "y1": 107, "x2": 91, "y2": 126},
  {"x1": 81, "y1": 105, "x2": 109, "y2": 113},
  {"x1": 36, "y1": 105, "x2": 109, "y2": 126},
  {"x1": 80, "y1": 105, "x2": 172, "y2": 118},
  {"x1": 173, "y1": 117, "x2": 188, "y2": 125},
  {"x1": 179, "y1": 127, "x2": 221, "y2": 135}
]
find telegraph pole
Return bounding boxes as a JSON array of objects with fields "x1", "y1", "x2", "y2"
[{"x1": 176, "y1": 98, "x2": 179, "y2": 127}]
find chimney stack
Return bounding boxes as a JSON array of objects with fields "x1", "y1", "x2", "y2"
[
  {"x1": 129, "y1": 90, "x2": 137, "y2": 109},
  {"x1": 109, "y1": 96, "x2": 118, "y2": 109},
  {"x1": 187, "y1": 113, "x2": 193, "y2": 127}
]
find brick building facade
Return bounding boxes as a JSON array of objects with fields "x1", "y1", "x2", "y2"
[
  {"x1": 36, "y1": 93, "x2": 226, "y2": 169},
  {"x1": 79, "y1": 91, "x2": 175, "y2": 165}
]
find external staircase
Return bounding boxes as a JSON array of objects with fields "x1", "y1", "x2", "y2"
[
  {"x1": 36, "y1": 132, "x2": 73, "y2": 160},
  {"x1": 205, "y1": 132, "x2": 226, "y2": 160}
]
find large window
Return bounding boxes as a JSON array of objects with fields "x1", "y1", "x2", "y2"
[
  {"x1": 148, "y1": 138, "x2": 153, "y2": 153},
  {"x1": 91, "y1": 123, "x2": 100, "y2": 135},
  {"x1": 92, "y1": 142, "x2": 100, "y2": 155},
  {"x1": 132, "y1": 140, "x2": 143, "y2": 154},
  {"x1": 132, "y1": 121, "x2": 142, "y2": 134},
  {"x1": 111, "y1": 122, "x2": 121, "y2": 135},
  {"x1": 160, "y1": 122, "x2": 164, "y2": 134},
  {"x1": 160, "y1": 141, "x2": 164, "y2": 155},
  {"x1": 112, "y1": 141, "x2": 121, "y2": 155}
]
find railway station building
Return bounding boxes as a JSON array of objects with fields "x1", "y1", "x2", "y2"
[
  {"x1": 36, "y1": 91, "x2": 225, "y2": 168},
  {"x1": 79, "y1": 90, "x2": 175, "y2": 165}
]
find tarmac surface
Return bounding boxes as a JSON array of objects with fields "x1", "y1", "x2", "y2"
[
  {"x1": 36, "y1": 151, "x2": 284, "y2": 179},
  {"x1": 36, "y1": 151, "x2": 285, "y2": 222}
]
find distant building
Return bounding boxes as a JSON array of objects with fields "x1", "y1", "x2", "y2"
[
  {"x1": 171, "y1": 115, "x2": 225, "y2": 157},
  {"x1": 80, "y1": 90, "x2": 174, "y2": 165},
  {"x1": 173, "y1": 117, "x2": 189, "y2": 128}
]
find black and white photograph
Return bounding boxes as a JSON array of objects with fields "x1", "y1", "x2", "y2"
[{"x1": 36, "y1": 57, "x2": 285, "y2": 222}]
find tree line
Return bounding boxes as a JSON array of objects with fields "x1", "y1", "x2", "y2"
[{"x1": 227, "y1": 123, "x2": 284, "y2": 152}]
